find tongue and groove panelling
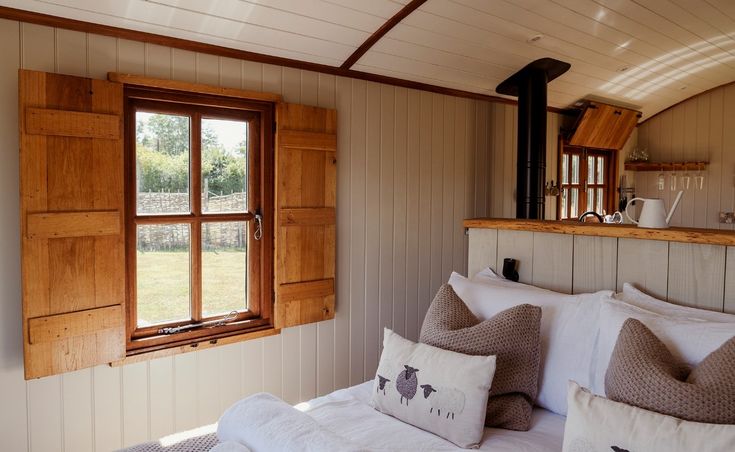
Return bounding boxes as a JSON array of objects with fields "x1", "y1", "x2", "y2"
[
  {"x1": 634, "y1": 84, "x2": 735, "y2": 230},
  {"x1": 0, "y1": 18, "x2": 502, "y2": 452},
  {"x1": 468, "y1": 228, "x2": 734, "y2": 314}
]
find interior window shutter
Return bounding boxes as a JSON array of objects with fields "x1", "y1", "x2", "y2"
[
  {"x1": 274, "y1": 103, "x2": 337, "y2": 328},
  {"x1": 20, "y1": 69, "x2": 125, "y2": 379}
]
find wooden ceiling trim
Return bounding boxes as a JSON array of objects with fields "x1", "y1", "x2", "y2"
[
  {"x1": 0, "y1": 5, "x2": 574, "y2": 114},
  {"x1": 340, "y1": 0, "x2": 429, "y2": 69}
]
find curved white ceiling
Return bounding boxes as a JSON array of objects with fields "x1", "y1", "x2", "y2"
[{"x1": 3, "y1": 0, "x2": 734, "y2": 119}]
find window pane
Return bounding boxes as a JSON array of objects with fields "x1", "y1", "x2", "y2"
[
  {"x1": 597, "y1": 157, "x2": 604, "y2": 184},
  {"x1": 570, "y1": 188, "x2": 578, "y2": 218},
  {"x1": 597, "y1": 188, "x2": 604, "y2": 213},
  {"x1": 587, "y1": 188, "x2": 594, "y2": 212},
  {"x1": 136, "y1": 224, "x2": 191, "y2": 326},
  {"x1": 136, "y1": 112, "x2": 191, "y2": 215},
  {"x1": 561, "y1": 188, "x2": 568, "y2": 219},
  {"x1": 571, "y1": 155, "x2": 579, "y2": 184},
  {"x1": 201, "y1": 118, "x2": 248, "y2": 214},
  {"x1": 587, "y1": 157, "x2": 595, "y2": 185},
  {"x1": 202, "y1": 222, "x2": 248, "y2": 317},
  {"x1": 562, "y1": 154, "x2": 569, "y2": 184}
]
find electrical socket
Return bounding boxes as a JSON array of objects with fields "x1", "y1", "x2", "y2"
[{"x1": 719, "y1": 212, "x2": 735, "y2": 224}]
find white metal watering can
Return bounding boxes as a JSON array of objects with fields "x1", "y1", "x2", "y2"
[{"x1": 625, "y1": 190, "x2": 684, "y2": 229}]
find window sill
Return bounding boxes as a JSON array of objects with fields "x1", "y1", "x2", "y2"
[{"x1": 110, "y1": 326, "x2": 279, "y2": 366}]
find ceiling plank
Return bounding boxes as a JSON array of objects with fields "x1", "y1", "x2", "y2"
[
  {"x1": 638, "y1": 79, "x2": 735, "y2": 125},
  {"x1": 340, "y1": 0, "x2": 428, "y2": 69},
  {"x1": 0, "y1": 5, "x2": 576, "y2": 113}
]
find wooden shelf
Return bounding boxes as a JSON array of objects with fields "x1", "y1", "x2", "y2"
[
  {"x1": 624, "y1": 162, "x2": 708, "y2": 172},
  {"x1": 463, "y1": 218, "x2": 735, "y2": 246}
]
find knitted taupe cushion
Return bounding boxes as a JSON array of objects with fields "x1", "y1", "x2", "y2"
[
  {"x1": 419, "y1": 284, "x2": 542, "y2": 431},
  {"x1": 605, "y1": 318, "x2": 735, "y2": 424}
]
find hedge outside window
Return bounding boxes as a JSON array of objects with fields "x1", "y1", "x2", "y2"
[{"x1": 124, "y1": 88, "x2": 274, "y2": 353}]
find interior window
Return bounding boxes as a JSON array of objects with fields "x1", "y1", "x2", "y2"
[
  {"x1": 125, "y1": 88, "x2": 273, "y2": 353},
  {"x1": 559, "y1": 145, "x2": 614, "y2": 220}
]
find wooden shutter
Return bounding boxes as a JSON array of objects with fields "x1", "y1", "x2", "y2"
[
  {"x1": 274, "y1": 103, "x2": 337, "y2": 328},
  {"x1": 569, "y1": 101, "x2": 640, "y2": 150},
  {"x1": 20, "y1": 69, "x2": 125, "y2": 379}
]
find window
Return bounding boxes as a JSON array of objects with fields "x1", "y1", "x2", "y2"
[
  {"x1": 21, "y1": 69, "x2": 335, "y2": 377},
  {"x1": 559, "y1": 145, "x2": 616, "y2": 220},
  {"x1": 125, "y1": 88, "x2": 274, "y2": 353}
]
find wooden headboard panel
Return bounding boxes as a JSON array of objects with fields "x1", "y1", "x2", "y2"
[{"x1": 467, "y1": 227, "x2": 735, "y2": 314}]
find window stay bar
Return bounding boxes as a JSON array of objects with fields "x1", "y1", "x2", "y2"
[{"x1": 157, "y1": 310, "x2": 239, "y2": 335}]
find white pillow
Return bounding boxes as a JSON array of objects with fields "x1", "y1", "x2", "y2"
[
  {"x1": 471, "y1": 266, "x2": 523, "y2": 287},
  {"x1": 563, "y1": 381, "x2": 735, "y2": 452},
  {"x1": 370, "y1": 328, "x2": 496, "y2": 449},
  {"x1": 616, "y1": 282, "x2": 735, "y2": 322},
  {"x1": 448, "y1": 270, "x2": 612, "y2": 416},
  {"x1": 593, "y1": 297, "x2": 735, "y2": 396}
]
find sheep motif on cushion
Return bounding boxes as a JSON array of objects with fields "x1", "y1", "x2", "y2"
[
  {"x1": 420, "y1": 384, "x2": 466, "y2": 420},
  {"x1": 369, "y1": 328, "x2": 497, "y2": 448},
  {"x1": 396, "y1": 365, "x2": 419, "y2": 405},
  {"x1": 377, "y1": 375, "x2": 391, "y2": 395}
]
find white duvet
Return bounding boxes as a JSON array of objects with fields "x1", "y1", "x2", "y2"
[{"x1": 218, "y1": 382, "x2": 565, "y2": 451}]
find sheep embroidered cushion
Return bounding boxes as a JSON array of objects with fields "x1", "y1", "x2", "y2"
[
  {"x1": 605, "y1": 318, "x2": 735, "y2": 424},
  {"x1": 563, "y1": 381, "x2": 735, "y2": 452},
  {"x1": 370, "y1": 328, "x2": 496, "y2": 448},
  {"x1": 420, "y1": 283, "x2": 542, "y2": 430}
]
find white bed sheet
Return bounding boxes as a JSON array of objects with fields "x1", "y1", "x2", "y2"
[{"x1": 297, "y1": 382, "x2": 565, "y2": 451}]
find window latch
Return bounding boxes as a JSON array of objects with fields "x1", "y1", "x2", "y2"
[{"x1": 254, "y1": 212, "x2": 263, "y2": 241}]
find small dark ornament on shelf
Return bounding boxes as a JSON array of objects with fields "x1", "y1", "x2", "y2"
[{"x1": 502, "y1": 258, "x2": 520, "y2": 282}]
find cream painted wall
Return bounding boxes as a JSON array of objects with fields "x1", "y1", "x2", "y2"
[
  {"x1": 486, "y1": 105, "x2": 639, "y2": 222},
  {"x1": 479, "y1": 103, "x2": 564, "y2": 220},
  {"x1": 468, "y1": 228, "x2": 735, "y2": 312},
  {"x1": 635, "y1": 83, "x2": 735, "y2": 229},
  {"x1": 0, "y1": 18, "x2": 506, "y2": 452}
]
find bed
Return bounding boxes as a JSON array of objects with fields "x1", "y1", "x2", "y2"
[
  {"x1": 290, "y1": 382, "x2": 564, "y2": 451},
  {"x1": 123, "y1": 381, "x2": 565, "y2": 452},
  {"x1": 123, "y1": 265, "x2": 735, "y2": 452}
]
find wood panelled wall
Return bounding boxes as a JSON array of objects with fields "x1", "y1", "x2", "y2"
[
  {"x1": 635, "y1": 83, "x2": 735, "y2": 229},
  {"x1": 0, "y1": 19, "x2": 501, "y2": 452},
  {"x1": 468, "y1": 228, "x2": 735, "y2": 314},
  {"x1": 480, "y1": 103, "x2": 562, "y2": 220}
]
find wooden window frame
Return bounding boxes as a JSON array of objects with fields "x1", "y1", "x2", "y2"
[
  {"x1": 558, "y1": 141, "x2": 617, "y2": 220},
  {"x1": 124, "y1": 87, "x2": 274, "y2": 354}
]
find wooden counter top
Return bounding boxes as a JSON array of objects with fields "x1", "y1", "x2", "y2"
[{"x1": 463, "y1": 218, "x2": 735, "y2": 246}]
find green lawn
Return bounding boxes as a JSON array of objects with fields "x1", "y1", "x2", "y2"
[{"x1": 137, "y1": 250, "x2": 247, "y2": 326}]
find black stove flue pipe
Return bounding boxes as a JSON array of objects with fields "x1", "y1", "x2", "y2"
[{"x1": 496, "y1": 58, "x2": 570, "y2": 219}]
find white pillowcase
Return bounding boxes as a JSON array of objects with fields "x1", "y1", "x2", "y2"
[
  {"x1": 449, "y1": 269, "x2": 612, "y2": 416},
  {"x1": 615, "y1": 282, "x2": 735, "y2": 322},
  {"x1": 370, "y1": 328, "x2": 496, "y2": 449},
  {"x1": 592, "y1": 297, "x2": 735, "y2": 395},
  {"x1": 563, "y1": 381, "x2": 735, "y2": 452},
  {"x1": 471, "y1": 266, "x2": 522, "y2": 288}
]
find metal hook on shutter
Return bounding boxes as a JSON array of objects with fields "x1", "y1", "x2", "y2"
[{"x1": 254, "y1": 212, "x2": 263, "y2": 241}]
